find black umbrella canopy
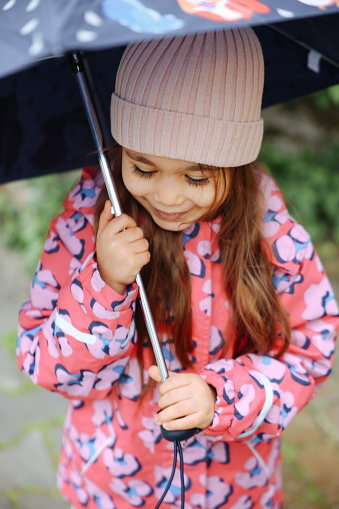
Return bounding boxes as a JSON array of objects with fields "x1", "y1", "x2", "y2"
[{"x1": 0, "y1": 0, "x2": 339, "y2": 184}]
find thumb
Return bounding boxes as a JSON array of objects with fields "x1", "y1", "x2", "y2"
[
  {"x1": 98, "y1": 200, "x2": 114, "y2": 234},
  {"x1": 148, "y1": 365, "x2": 176, "y2": 383},
  {"x1": 148, "y1": 365, "x2": 163, "y2": 383}
]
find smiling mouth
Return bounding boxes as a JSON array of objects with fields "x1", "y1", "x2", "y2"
[{"x1": 153, "y1": 207, "x2": 189, "y2": 221}]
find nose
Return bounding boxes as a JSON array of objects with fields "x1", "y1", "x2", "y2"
[{"x1": 153, "y1": 178, "x2": 183, "y2": 207}]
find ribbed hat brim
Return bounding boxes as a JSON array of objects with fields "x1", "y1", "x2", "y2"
[{"x1": 111, "y1": 94, "x2": 263, "y2": 167}]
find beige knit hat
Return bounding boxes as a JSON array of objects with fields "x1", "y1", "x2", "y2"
[{"x1": 111, "y1": 27, "x2": 264, "y2": 167}]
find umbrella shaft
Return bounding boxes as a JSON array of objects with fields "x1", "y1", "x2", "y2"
[{"x1": 71, "y1": 54, "x2": 169, "y2": 382}]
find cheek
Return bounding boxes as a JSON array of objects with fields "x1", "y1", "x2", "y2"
[
  {"x1": 194, "y1": 187, "x2": 217, "y2": 210},
  {"x1": 214, "y1": 186, "x2": 226, "y2": 207},
  {"x1": 122, "y1": 171, "x2": 143, "y2": 197},
  {"x1": 209, "y1": 178, "x2": 227, "y2": 209}
]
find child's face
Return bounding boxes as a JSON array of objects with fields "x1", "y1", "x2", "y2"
[{"x1": 122, "y1": 148, "x2": 226, "y2": 231}]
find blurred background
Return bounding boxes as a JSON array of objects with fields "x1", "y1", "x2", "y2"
[{"x1": 0, "y1": 86, "x2": 339, "y2": 509}]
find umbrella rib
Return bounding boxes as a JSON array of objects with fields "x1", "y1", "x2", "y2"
[{"x1": 267, "y1": 24, "x2": 339, "y2": 70}]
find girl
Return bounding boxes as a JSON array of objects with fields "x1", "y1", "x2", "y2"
[{"x1": 17, "y1": 28, "x2": 338, "y2": 509}]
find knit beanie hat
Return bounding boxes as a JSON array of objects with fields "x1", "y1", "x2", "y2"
[{"x1": 111, "y1": 27, "x2": 264, "y2": 168}]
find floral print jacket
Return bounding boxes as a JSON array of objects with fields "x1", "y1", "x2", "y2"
[{"x1": 17, "y1": 166, "x2": 339, "y2": 509}]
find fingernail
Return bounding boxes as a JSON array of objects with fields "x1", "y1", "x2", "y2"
[
  {"x1": 154, "y1": 416, "x2": 160, "y2": 425},
  {"x1": 162, "y1": 423, "x2": 169, "y2": 430}
]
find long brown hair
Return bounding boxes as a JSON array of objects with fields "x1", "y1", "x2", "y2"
[{"x1": 95, "y1": 145, "x2": 290, "y2": 388}]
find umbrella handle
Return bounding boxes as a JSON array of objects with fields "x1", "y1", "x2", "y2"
[{"x1": 68, "y1": 51, "x2": 198, "y2": 443}]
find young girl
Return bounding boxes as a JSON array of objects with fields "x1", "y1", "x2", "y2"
[{"x1": 17, "y1": 28, "x2": 338, "y2": 509}]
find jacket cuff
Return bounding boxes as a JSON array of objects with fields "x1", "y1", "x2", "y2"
[
  {"x1": 56, "y1": 254, "x2": 138, "y2": 353},
  {"x1": 199, "y1": 363, "x2": 274, "y2": 441},
  {"x1": 199, "y1": 369, "x2": 235, "y2": 439}
]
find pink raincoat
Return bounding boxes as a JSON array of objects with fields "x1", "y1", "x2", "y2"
[{"x1": 17, "y1": 166, "x2": 338, "y2": 509}]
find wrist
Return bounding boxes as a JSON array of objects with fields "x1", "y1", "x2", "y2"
[{"x1": 96, "y1": 262, "x2": 127, "y2": 295}]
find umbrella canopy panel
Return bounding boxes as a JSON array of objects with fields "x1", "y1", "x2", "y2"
[
  {"x1": 0, "y1": 47, "x2": 124, "y2": 183},
  {"x1": 0, "y1": 0, "x2": 339, "y2": 79}
]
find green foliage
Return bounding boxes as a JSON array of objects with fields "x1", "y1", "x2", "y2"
[
  {"x1": 310, "y1": 84, "x2": 339, "y2": 111},
  {"x1": 259, "y1": 142, "x2": 339, "y2": 252},
  {"x1": 0, "y1": 170, "x2": 81, "y2": 275},
  {"x1": 2, "y1": 328, "x2": 17, "y2": 356}
]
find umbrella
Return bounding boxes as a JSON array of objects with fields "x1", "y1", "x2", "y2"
[
  {"x1": 1, "y1": 1, "x2": 338, "y2": 503},
  {"x1": 0, "y1": 1, "x2": 339, "y2": 184}
]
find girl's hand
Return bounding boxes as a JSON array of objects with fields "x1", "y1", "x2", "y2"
[
  {"x1": 148, "y1": 366, "x2": 216, "y2": 431},
  {"x1": 96, "y1": 200, "x2": 150, "y2": 295}
]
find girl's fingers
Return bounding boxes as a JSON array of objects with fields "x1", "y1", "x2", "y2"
[
  {"x1": 158, "y1": 372, "x2": 191, "y2": 397},
  {"x1": 159, "y1": 413, "x2": 199, "y2": 431},
  {"x1": 155, "y1": 395, "x2": 206, "y2": 430},
  {"x1": 148, "y1": 366, "x2": 179, "y2": 384},
  {"x1": 109, "y1": 214, "x2": 139, "y2": 234},
  {"x1": 98, "y1": 207, "x2": 139, "y2": 236},
  {"x1": 149, "y1": 369, "x2": 216, "y2": 430},
  {"x1": 158, "y1": 384, "x2": 192, "y2": 410},
  {"x1": 156, "y1": 395, "x2": 213, "y2": 430},
  {"x1": 135, "y1": 250, "x2": 151, "y2": 269},
  {"x1": 97, "y1": 200, "x2": 114, "y2": 235},
  {"x1": 165, "y1": 416, "x2": 198, "y2": 431},
  {"x1": 119, "y1": 227, "x2": 148, "y2": 248}
]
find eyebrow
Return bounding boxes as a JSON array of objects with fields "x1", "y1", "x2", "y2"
[{"x1": 125, "y1": 149, "x2": 201, "y2": 172}]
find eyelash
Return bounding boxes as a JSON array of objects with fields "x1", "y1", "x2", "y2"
[
  {"x1": 132, "y1": 165, "x2": 210, "y2": 187},
  {"x1": 186, "y1": 176, "x2": 210, "y2": 187},
  {"x1": 132, "y1": 165, "x2": 154, "y2": 179}
]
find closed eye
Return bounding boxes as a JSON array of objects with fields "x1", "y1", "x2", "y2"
[
  {"x1": 132, "y1": 165, "x2": 155, "y2": 179},
  {"x1": 185, "y1": 175, "x2": 210, "y2": 187}
]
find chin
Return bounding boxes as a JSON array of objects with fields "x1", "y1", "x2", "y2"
[{"x1": 152, "y1": 217, "x2": 189, "y2": 232}]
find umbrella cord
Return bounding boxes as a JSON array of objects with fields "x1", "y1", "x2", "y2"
[
  {"x1": 155, "y1": 440, "x2": 185, "y2": 509},
  {"x1": 178, "y1": 441, "x2": 185, "y2": 509}
]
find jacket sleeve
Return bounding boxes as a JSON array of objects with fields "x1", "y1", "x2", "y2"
[
  {"x1": 199, "y1": 175, "x2": 339, "y2": 442},
  {"x1": 17, "y1": 168, "x2": 139, "y2": 401}
]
